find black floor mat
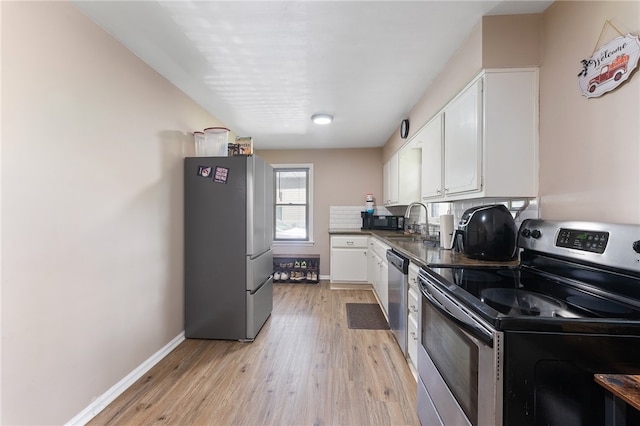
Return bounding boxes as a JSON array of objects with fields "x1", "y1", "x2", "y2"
[{"x1": 346, "y1": 303, "x2": 389, "y2": 330}]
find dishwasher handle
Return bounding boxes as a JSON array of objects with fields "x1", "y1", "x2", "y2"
[{"x1": 386, "y1": 249, "x2": 409, "y2": 273}]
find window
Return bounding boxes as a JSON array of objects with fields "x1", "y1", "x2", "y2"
[{"x1": 274, "y1": 164, "x2": 313, "y2": 242}]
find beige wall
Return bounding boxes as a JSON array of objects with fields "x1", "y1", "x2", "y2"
[
  {"x1": 384, "y1": 23, "x2": 484, "y2": 161},
  {"x1": 256, "y1": 148, "x2": 383, "y2": 276},
  {"x1": 1, "y1": 2, "x2": 226, "y2": 424},
  {"x1": 482, "y1": 14, "x2": 543, "y2": 68},
  {"x1": 539, "y1": 1, "x2": 639, "y2": 222}
]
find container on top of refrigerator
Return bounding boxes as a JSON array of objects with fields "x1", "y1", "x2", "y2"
[
  {"x1": 202, "y1": 127, "x2": 230, "y2": 157},
  {"x1": 193, "y1": 131, "x2": 206, "y2": 157}
]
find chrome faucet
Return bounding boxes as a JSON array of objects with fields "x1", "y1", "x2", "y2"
[{"x1": 404, "y1": 202, "x2": 429, "y2": 236}]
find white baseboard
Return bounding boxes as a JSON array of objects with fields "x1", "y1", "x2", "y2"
[{"x1": 66, "y1": 331, "x2": 186, "y2": 426}]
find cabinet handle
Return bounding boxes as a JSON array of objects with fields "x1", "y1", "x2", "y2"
[
  {"x1": 347, "y1": 241, "x2": 354, "y2": 245},
  {"x1": 410, "y1": 331, "x2": 417, "y2": 340}
]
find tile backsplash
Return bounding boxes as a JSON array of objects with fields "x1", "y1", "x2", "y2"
[
  {"x1": 433, "y1": 198, "x2": 540, "y2": 229},
  {"x1": 329, "y1": 205, "x2": 392, "y2": 229},
  {"x1": 329, "y1": 199, "x2": 539, "y2": 231}
]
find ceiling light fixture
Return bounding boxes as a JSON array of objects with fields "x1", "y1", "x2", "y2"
[{"x1": 311, "y1": 113, "x2": 333, "y2": 125}]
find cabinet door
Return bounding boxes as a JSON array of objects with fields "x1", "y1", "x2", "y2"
[
  {"x1": 383, "y1": 161, "x2": 390, "y2": 205},
  {"x1": 444, "y1": 79, "x2": 482, "y2": 196},
  {"x1": 420, "y1": 114, "x2": 443, "y2": 200},
  {"x1": 407, "y1": 313, "x2": 418, "y2": 369},
  {"x1": 482, "y1": 70, "x2": 538, "y2": 197},
  {"x1": 367, "y1": 241, "x2": 375, "y2": 284},
  {"x1": 383, "y1": 153, "x2": 399, "y2": 205},
  {"x1": 389, "y1": 153, "x2": 399, "y2": 205},
  {"x1": 330, "y1": 248, "x2": 368, "y2": 283},
  {"x1": 398, "y1": 139, "x2": 421, "y2": 205},
  {"x1": 380, "y1": 260, "x2": 389, "y2": 315},
  {"x1": 371, "y1": 251, "x2": 382, "y2": 301},
  {"x1": 408, "y1": 262, "x2": 420, "y2": 292}
]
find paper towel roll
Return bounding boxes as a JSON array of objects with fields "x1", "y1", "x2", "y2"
[{"x1": 440, "y1": 214, "x2": 455, "y2": 249}]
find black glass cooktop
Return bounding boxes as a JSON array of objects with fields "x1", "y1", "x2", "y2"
[{"x1": 426, "y1": 265, "x2": 640, "y2": 326}]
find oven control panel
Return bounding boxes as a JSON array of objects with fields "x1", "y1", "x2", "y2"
[
  {"x1": 556, "y1": 229, "x2": 609, "y2": 254},
  {"x1": 519, "y1": 219, "x2": 640, "y2": 272}
]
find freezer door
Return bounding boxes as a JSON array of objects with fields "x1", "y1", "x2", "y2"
[
  {"x1": 247, "y1": 249, "x2": 273, "y2": 292},
  {"x1": 246, "y1": 276, "x2": 273, "y2": 340}
]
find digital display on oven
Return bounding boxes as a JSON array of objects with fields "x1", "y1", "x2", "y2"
[{"x1": 556, "y1": 228, "x2": 609, "y2": 253}]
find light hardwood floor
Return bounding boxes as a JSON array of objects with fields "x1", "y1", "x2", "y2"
[{"x1": 88, "y1": 282, "x2": 420, "y2": 426}]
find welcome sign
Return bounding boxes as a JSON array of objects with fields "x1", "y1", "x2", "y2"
[{"x1": 578, "y1": 34, "x2": 640, "y2": 98}]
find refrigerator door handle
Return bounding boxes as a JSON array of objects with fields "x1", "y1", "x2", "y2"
[{"x1": 249, "y1": 248, "x2": 271, "y2": 260}]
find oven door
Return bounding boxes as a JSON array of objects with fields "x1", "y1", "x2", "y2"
[{"x1": 418, "y1": 271, "x2": 503, "y2": 426}]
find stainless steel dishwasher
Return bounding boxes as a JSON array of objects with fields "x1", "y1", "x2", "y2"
[{"x1": 387, "y1": 249, "x2": 409, "y2": 356}]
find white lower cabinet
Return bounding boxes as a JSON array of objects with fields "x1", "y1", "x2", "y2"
[
  {"x1": 330, "y1": 236, "x2": 368, "y2": 283},
  {"x1": 407, "y1": 262, "x2": 421, "y2": 372},
  {"x1": 368, "y1": 237, "x2": 391, "y2": 316},
  {"x1": 367, "y1": 239, "x2": 378, "y2": 284},
  {"x1": 380, "y1": 261, "x2": 388, "y2": 315}
]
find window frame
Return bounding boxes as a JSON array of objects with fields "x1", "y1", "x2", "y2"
[{"x1": 273, "y1": 163, "x2": 314, "y2": 245}]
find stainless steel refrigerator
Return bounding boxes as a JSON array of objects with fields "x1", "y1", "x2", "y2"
[{"x1": 184, "y1": 155, "x2": 274, "y2": 340}]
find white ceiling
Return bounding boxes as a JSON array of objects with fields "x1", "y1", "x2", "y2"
[{"x1": 72, "y1": 1, "x2": 552, "y2": 150}]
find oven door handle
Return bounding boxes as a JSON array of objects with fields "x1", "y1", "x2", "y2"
[{"x1": 422, "y1": 288, "x2": 494, "y2": 347}]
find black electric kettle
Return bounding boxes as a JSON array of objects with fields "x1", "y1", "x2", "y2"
[{"x1": 453, "y1": 205, "x2": 518, "y2": 261}]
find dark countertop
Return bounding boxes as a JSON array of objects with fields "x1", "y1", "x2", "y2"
[{"x1": 328, "y1": 228, "x2": 520, "y2": 269}]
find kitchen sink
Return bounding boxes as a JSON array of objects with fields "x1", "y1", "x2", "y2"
[{"x1": 385, "y1": 235, "x2": 439, "y2": 247}]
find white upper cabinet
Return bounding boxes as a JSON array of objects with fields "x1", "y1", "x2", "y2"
[
  {"x1": 420, "y1": 68, "x2": 538, "y2": 202},
  {"x1": 443, "y1": 79, "x2": 482, "y2": 196},
  {"x1": 420, "y1": 114, "x2": 444, "y2": 200},
  {"x1": 384, "y1": 128, "x2": 422, "y2": 207},
  {"x1": 398, "y1": 137, "x2": 421, "y2": 205},
  {"x1": 481, "y1": 69, "x2": 538, "y2": 198},
  {"x1": 383, "y1": 152, "x2": 399, "y2": 206}
]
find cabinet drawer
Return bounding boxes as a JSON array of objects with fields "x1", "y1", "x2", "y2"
[
  {"x1": 407, "y1": 313, "x2": 418, "y2": 367},
  {"x1": 408, "y1": 287, "x2": 419, "y2": 316},
  {"x1": 331, "y1": 235, "x2": 368, "y2": 248},
  {"x1": 408, "y1": 262, "x2": 420, "y2": 291},
  {"x1": 372, "y1": 237, "x2": 391, "y2": 258}
]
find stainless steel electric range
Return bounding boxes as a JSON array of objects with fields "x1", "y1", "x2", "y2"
[{"x1": 417, "y1": 219, "x2": 640, "y2": 426}]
